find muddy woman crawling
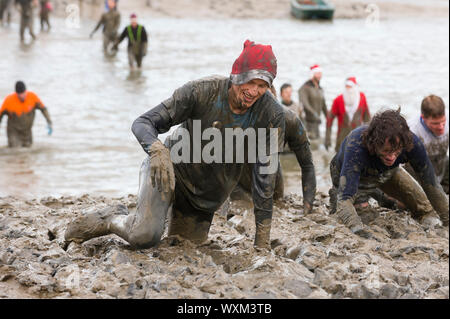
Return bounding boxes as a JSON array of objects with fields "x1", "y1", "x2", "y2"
[{"x1": 328, "y1": 109, "x2": 449, "y2": 238}]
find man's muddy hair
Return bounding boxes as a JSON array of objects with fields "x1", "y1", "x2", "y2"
[
  {"x1": 421, "y1": 95, "x2": 445, "y2": 118},
  {"x1": 362, "y1": 109, "x2": 414, "y2": 154}
]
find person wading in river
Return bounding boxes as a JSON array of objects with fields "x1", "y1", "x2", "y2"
[
  {"x1": 65, "y1": 40, "x2": 285, "y2": 250},
  {"x1": 298, "y1": 64, "x2": 327, "y2": 140},
  {"x1": 325, "y1": 77, "x2": 371, "y2": 152},
  {"x1": 39, "y1": 0, "x2": 51, "y2": 31},
  {"x1": 328, "y1": 109, "x2": 448, "y2": 238},
  {"x1": 0, "y1": 81, "x2": 52, "y2": 147},
  {"x1": 15, "y1": 0, "x2": 36, "y2": 42},
  {"x1": 90, "y1": 0, "x2": 120, "y2": 55},
  {"x1": 113, "y1": 13, "x2": 148, "y2": 70}
]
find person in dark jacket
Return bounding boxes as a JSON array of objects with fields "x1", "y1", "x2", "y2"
[
  {"x1": 15, "y1": 0, "x2": 36, "y2": 42},
  {"x1": 90, "y1": 0, "x2": 120, "y2": 54},
  {"x1": 65, "y1": 40, "x2": 285, "y2": 250},
  {"x1": 329, "y1": 109, "x2": 448, "y2": 238},
  {"x1": 113, "y1": 13, "x2": 148, "y2": 69}
]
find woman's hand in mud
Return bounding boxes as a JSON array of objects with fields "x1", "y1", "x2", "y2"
[{"x1": 149, "y1": 140, "x2": 175, "y2": 194}]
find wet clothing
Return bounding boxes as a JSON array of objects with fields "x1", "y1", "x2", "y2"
[
  {"x1": 407, "y1": 116, "x2": 449, "y2": 193},
  {"x1": 329, "y1": 126, "x2": 449, "y2": 227},
  {"x1": 68, "y1": 75, "x2": 286, "y2": 249},
  {"x1": 237, "y1": 107, "x2": 316, "y2": 206},
  {"x1": 0, "y1": 91, "x2": 52, "y2": 147},
  {"x1": 92, "y1": 9, "x2": 121, "y2": 52},
  {"x1": 39, "y1": 0, "x2": 50, "y2": 30},
  {"x1": 282, "y1": 99, "x2": 304, "y2": 122},
  {"x1": 298, "y1": 79, "x2": 327, "y2": 139},
  {"x1": 0, "y1": 0, "x2": 13, "y2": 25},
  {"x1": 116, "y1": 24, "x2": 148, "y2": 68},
  {"x1": 15, "y1": 0, "x2": 36, "y2": 41},
  {"x1": 326, "y1": 92, "x2": 370, "y2": 152},
  {"x1": 133, "y1": 76, "x2": 285, "y2": 218}
]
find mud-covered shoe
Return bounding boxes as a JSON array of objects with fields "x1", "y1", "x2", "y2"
[
  {"x1": 64, "y1": 204, "x2": 128, "y2": 244},
  {"x1": 254, "y1": 219, "x2": 272, "y2": 250}
]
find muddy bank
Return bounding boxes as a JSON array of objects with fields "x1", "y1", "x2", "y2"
[
  {"x1": 112, "y1": 0, "x2": 449, "y2": 19},
  {"x1": 0, "y1": 191, "x2": 448, "y2": 299}
]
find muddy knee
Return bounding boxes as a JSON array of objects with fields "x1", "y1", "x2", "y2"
[{"x1": 168, "y1": 208, "x2": 213, "y2": 244}]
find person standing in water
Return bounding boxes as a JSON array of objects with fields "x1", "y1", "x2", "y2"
[
  {"x1": 0, "y1": 81, "x2": 53, "y2": 148},
  {"x1": 15, "y1": 0, "x2": 36, "y2": 42},
  {"x1": 113, "y1": 13, "x2": 148, "y2": 70},
  {"x1": 280, "y1": 83, "x2": 304, "y2": 122},
  {"x1": 39, "y1": 0, "x2": 51, "y2": 31},
  {"x1": 0, "y1": 0, "x2": 13, "y2": 26},
  {"x1": 325, "y1": 77, "x2": 371, "y2": 152},
  {"x1": 90, "y1": 0, "x2": 121, "y2": 55},
  {"x1": 298, "y1": 64, "x2": 327, "y2": 140}
]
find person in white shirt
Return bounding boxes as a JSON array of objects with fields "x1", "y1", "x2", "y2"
[{"x1": 408, "y1": 95, "x2": 449, "y2": 194}]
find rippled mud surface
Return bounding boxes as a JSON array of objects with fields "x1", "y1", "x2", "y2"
[{"x1": 0, "y1": 194, "x2": 447, "y2": 299}]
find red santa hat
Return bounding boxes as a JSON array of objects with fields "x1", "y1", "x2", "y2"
[
  {"x1": 230, "y1": 40, "x2": 277, "y2": 87},
  {"x1": 345, "y1": 77, "x2": 358, "y2": 87},
  {"x1": 310, "y1": 64, "x2": 322, "y2": 73}
]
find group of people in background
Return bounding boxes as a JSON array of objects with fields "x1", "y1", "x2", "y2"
[
  {"x1": 1, "y1": 0, "x2": 52, "y2": 40},
  {"x1": 91, "y1": 0, "x2": 148, "y2": 70}
]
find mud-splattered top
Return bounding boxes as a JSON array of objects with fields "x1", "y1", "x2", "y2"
[
  {"x1": 132, "y1": 76, "x2": 285, "y2": 217},
  {"x1": 335, "y1": 125, "x2": 438, "y2": 201},
  {"x1": 409, "y1": 116, "x2": 449, "y2": 183}
]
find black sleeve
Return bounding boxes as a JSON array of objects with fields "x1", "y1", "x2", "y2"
[
  {"x1": 141, "y1": 26, "x2": 148, "y2": 43},
  {"x1": 251, "y1": 110, "x2": 285, "y2": 224},
  {"x1": 131, "y1": 104, "x2": 173, "y2": 155},
  {"x1": 117, "y1": 27, "x2": 128, "y2": 44},
  {"x1": 286, "y1": 113, "x2": 316, "y2": 205}
]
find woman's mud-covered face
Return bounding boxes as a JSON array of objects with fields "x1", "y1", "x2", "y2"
[{"x1": 376, "y1": 138, "x2": 402, "y2": 167}]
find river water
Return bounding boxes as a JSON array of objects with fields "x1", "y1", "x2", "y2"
[{"x1": 0, "y1": 11, "x2": 448, "y2": 198}]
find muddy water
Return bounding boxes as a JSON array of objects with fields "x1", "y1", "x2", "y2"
[{"x1": 0, "y1": 13, "x2": 448, "y2": 198}]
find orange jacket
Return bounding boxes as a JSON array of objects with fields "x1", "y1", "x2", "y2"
[{"x1": 0, "y1": 91, "x2": 44, "y2": 117}]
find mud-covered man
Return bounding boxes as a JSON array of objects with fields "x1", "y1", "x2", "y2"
[
  {"x1": 113, "y1": 13, "x2": 148, "y2": 70},
  {"x1": 234, "y1": 106, "x2": 316, "y2": 214},
  {"x1": 0, "y1": 81, "x2": 52, "y2": 147},
  {"x1": 298, "y1": 64, "x2": 327, "y2": 140},
  {"x1": 329, "y1": 109, "x2": 448, "y2": 238},
  {"x1": 65, "y1": 40, "x2": 285, "y2": 250},
  {"x1": 407, "y1": 95, "x2": 449, "y2": 194},
  {"x1": 90, "y1": 0, "x2": 121, "y2": 54},
  {"x1": 15, "y1": 0, "x2": 36, "y2": 42}
]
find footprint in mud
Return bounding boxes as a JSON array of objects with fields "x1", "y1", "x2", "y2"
[{"x1": 200, "y1": 248, "x2": 252, "y2": 274}]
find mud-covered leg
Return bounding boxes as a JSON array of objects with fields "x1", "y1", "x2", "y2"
[
  {"x1": 167, "y1": 190, "x2": 214, "y2": 244},
  {"x1": 273, "y1": 162, "x2": 284, "y2": 201},
  {"x1": 65, "y1": 157, "x2": 173, "y2": 248},
  {"x1": 109, "y1": 157, "x2": 173, "y2": 248},
  {"x1": 379, "y1": 167, "x2": 438, "y2": 223}
]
